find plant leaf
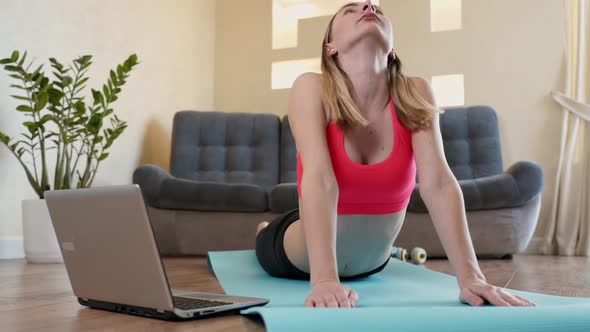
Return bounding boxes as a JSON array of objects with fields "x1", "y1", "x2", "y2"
[
  {"x1": 110, "y1": 70, "x2": 118, "y2": 85},
  {"x1": 10, "y1": 50, "x2": 19, "y2": 62},
  {"x1": 73, "y1": 85, "x2": 87, "y2": 96},
  {"x1": 35, "y1": 92, "x2": 49, "y2": 111},
  {"x1": 16, "y1": 105, "x2": 35, "y2": 112},
  {"x1": 40, "y1": 114, "x2": 55, "y2": 124},
  {"x1": 62, "y1": 75, "x2": 73, "y2": 86},
  {"x1": 74, "y1": 77, "x2": 89, "y2": 89},
  {"x1": 80, "y1": 55, "x2": 92, "y2": 65},
  {"x1": 74, "y1": 100, "x2": 86, "y2": 114},
  {"x1": 49, "y1": 57, "x2": 64, "y2": 71},
  {"x1": 47, "y1": 87, "x2": 64, "y2": 105},
  {"x1": 9, "y1": 84, "x2": 29, "y2": 91},
  {"x1": 0, "y1": 131, "x2": 10, "y2": 144},
  {"x1": 91, "y1": 89, "x2": 103, "y2": 106},
  {"x1": 32, "y1": 63, "x2": 43, "y2": 76},
  {"x1": 17, "y1": 50, "x2": 27, "y2": 67},
  {"x1": 102, "y1": 84, "x2": 110, "y2": 101},
  {"x1": 10, "y1": 95, "x2": 29, "y2": 101},
  {"x1": 5, "y1": 65, "x2": 20, "y2": 72}
]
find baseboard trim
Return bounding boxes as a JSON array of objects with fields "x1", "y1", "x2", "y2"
[{"x1": 0, "y1": 237, "x2": 25, "y2": 259}]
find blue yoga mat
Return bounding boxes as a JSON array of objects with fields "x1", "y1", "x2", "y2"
[{"x1": 207, "y1": 250, "x2": 590, "y2": 332}]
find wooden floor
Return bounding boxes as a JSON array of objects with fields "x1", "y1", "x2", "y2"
[{"x1": 1, "y1": 254, "x2": 589, "y2": 332}]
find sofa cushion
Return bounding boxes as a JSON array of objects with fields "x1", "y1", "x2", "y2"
[
  {"x1": 268, "y1": 183, "x2": 298, "y2": 213},
  {"x1": 159, "y1": 177, "x2": 268, "y2": 212},
  {"x1": 170, "y1": 111, "x2": 280, "y2": 192},
  {"x1": 133, "y1": 164, "x2": 268, "y2": 212}
]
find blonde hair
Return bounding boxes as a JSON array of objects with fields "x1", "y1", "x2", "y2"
[{"x1": 320, "y1": 9, "x2": 443, "y2": 132}]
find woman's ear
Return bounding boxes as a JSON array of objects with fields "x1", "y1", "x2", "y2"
[{"x1": 325, "y1": 43, "x2": 338, "y2": 56}]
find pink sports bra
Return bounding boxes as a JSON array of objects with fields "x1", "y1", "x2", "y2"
[{"x1": 296, "y1": 96, "x2": 416, "y2": 215}]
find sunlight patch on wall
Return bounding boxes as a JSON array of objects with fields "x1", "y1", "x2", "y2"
[
  {"x1": 430, "y1": 0, "x2": 462, "y2": 32},
  {"x1": 431, "y1": 74, "x2": 465, "y2": 107},
  {"x1": 272, "y1": 0, "x2": 380, "y2": 50},
  {"x1": 271, "y1": 58, "x2": 321, "y2": 90}
]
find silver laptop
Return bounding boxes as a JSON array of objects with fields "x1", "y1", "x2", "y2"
[{"x1": 44, "y1": 184, "x2": 269, "y2": 320}]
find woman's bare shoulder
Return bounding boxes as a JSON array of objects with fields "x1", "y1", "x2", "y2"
[{"x1": 292, "y1": 72, "x2": 330, "y2": 124}]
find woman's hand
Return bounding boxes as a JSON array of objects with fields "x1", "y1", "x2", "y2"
[
  {"x1": 458, "y1": 278, "x2": 536, "y2": 306},
  {"x1": 305, "y1": 280, "x2": 359, "y2": 308}
]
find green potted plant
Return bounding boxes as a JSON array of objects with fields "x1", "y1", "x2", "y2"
[{"x1": 0, "y1": 50, "x2": 139, "y2": 263}]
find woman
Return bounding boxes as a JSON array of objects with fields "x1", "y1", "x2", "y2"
[{"x1": 255, "y1": 0, "x2": 535, "y2": 309}]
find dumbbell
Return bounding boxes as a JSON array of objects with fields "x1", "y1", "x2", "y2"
[
  {"x1": 391, "y1": 246, "x2": 427, "y2": 265},
  {"x1": 391, "y1": 246, "x2": 408, "y2": 262}
]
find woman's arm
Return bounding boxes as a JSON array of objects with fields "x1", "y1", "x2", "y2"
[
  {"x1": 300, "y1": 175, "x2": 340, "y2": 286},
  {"x1": 408, "y1": 76, "x2": 485, "y2": 286},
  {"x1": 409, "y1": 77, "x2": 535, "y2": 307},
  {"x1": 288, "y1": 72, "x2": 341, "y2": 286},
  {"x1": 418, "y1": 170, "x2": 486, "y2": 286}
]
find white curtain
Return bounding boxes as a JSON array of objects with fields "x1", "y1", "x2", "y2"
[{"x1": 541, "y1": 0, "x2": 589, "y2": 256}]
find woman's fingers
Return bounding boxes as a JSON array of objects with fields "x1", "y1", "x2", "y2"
[
  {"x1": 315, "y1": 297, "x2": 326, "y2": 307},
  {"x1": 335, "y1": 292, "x2": 352, "y2": 308},
  {"x1": 478, "y1": 285, "x2": 511, "y2": 306},
  {"x1": 460, "y1": 287, "x2": 485, "y2": 306},
  {"x1": 498, "y1": 289, "x2": 536, "y2": 306},
  {"x1": 514, "y1": 294, "x2": 536, "y2": 306},
  {"x1": 348, "y1": 289, "x2": 359, "y2": 307},
  {"x1": 496, "y1": 288, "x2": 524, "y2": 306},
  {"x1": 324, "y1": 294, "x2": 339, "y2": 307}
]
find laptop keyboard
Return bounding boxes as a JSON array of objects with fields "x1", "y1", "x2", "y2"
[{"x1": 173, "y1": 296, "x2": 233, "y2": 310}]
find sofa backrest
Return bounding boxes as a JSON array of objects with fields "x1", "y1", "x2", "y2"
[
  {"x1": 440, "y1": 105, "x2": 503, "y2": 180},
  {"x1": 279, "y1": 115, "x2": 298, "y2": 183},
  {"x1": 170, "y1": 111, "x2": 280, "y2": 190},
  {"x1": 280, "y1": 105, "x2": 503, "y2": 183}
]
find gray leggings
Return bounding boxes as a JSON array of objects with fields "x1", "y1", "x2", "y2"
[{"x1": 255, "y1": 208, "x2": 390, "y2": 280}]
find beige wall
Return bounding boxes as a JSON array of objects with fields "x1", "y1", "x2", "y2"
[
  {"x1": 215, "y1": 0, "x2": 568, "y2": 254},
  {"x1": 0, "y1": 0, "x2": 216, "y2": 257}
]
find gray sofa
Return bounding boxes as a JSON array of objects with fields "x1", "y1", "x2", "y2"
[{"x1": 133, "y1": 106, "x2": 543, "y2": 258}]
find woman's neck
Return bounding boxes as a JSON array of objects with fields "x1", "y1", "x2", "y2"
[{"x1": 337, "y1": 39, "x2": 390, "y2": 117}]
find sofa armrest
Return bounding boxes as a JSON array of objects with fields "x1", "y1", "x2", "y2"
[
  {"x1": 132, "y1": 164, "x2": 172, "y2": 207},
  {"x1": 408, "y1": 160, "x2": 544, "y2": 213},
  {"x1": 504, "y1": 160, "x2": 544, "y2": 202}
]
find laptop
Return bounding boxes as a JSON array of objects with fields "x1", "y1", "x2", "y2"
[{"x1": 44, "y1": 184, "x2": 269, "y2": 320}]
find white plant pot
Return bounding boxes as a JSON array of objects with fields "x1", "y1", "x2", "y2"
[{"x1": 22, "y1": 198, "x2": 63, "y2": 263}]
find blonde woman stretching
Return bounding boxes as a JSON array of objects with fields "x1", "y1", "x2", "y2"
[{"x1": 255, "y1": 0, "x2": 535, "y2": 309}]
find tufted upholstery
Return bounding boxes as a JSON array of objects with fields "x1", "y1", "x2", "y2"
[
  {"x1": 134, "y1": 111, "x2": 280, "y2": 212},
  {"x1": 269, "y1": 115, "x2": 299, "y2": 212},
  {"x1": 170, "y1": 111, "x2": 279, "y2": 189},
  {"x1": 436, "y1": 106, "x2": 504, "y2": 180},
  {"x1": 407, "y1": 106, "x2": 543, "y2": 212},
  {"x1": 279, "y1": 115, "x2": 297, "y2": 183}
]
